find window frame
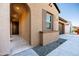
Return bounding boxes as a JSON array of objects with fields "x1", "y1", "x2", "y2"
[{"x1": 42, "y1": 9, "x2": 53, "y2": 32}]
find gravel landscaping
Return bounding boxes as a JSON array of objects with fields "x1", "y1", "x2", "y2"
[{"x1": 33, "y1": 38, "x2": 66, "y2": 56}]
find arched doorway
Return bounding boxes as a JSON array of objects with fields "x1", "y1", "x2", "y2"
[{"x1": 10, "y1": 3, "x2": 31, "y2": 54}]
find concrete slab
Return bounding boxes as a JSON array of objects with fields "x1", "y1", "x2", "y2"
[
  {"x1": 47, "y1": 34, "x2": 79, "y2": 56},
  {"x1": 12, "y1": 49, "x2": 38, "y2": 56}
]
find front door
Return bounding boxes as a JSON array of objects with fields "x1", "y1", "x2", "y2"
[{"x1": 12, "y1": 22, "x2": 19, "y2": 35}]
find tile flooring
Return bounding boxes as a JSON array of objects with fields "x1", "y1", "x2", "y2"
[{"x1": 10, "y1": 35, "x2": 32, "y2": 55}]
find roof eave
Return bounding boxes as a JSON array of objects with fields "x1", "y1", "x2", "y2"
[
  {"x1": 53, "y1": 3, "x2": 60, "y2": 13},
  {"x1": 59, "y1": 17, "x2": 68, "y2": 23}
]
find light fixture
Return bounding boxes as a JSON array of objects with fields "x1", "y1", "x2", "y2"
[
  {"x1": 15, "y1": 6, "x2": 20, "y2": 10},
  {"x1": 49, "y1": 3, "x2": 52, "y2": 7}
]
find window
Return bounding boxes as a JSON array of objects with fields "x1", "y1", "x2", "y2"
[
  {"x1": 46, "y1": 13, "x2": 52, "y2": 29},
  {"x1": 43, "y1": 9, "x2": 53, "y2": 32}
]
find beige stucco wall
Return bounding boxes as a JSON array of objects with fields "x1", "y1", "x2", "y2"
[
  {"x1": 0, "y1": 3, "x2": 10, "y2": 55},
  {"x1": 19, "y1": 5, "x2": 30, "y2": 43},
  {"x1": 28, "y1": 3, "x2": 59, "y2": 46},
  {"x1": 0, "y1": 3, "x2": 59, "y2": 55},
  {"x1": 43, "y1": 31, "x2": 59, "y2": 45}
]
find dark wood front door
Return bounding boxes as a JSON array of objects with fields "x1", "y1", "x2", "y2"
[
  {"x1": 12, "y1": 22, "x2": 19, "y2": 35},
  {"x1": 59, "y1": 22, "x2": 64, "y2": 34}
]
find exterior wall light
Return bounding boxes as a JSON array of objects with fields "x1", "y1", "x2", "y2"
[{"x1": 49, "y1": 3, "x2": 52, "y2": 7}]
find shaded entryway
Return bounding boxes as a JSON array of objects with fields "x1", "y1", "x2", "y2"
[
  {"x1": 10, "y1": 3, "x2": 31, "y2": 55},
  {"x1": 59, "y1": 22, "x2": 65, "y2": 34},
  {"x1": 11, "y1": 22, "x2": 19, "y2": 35}
]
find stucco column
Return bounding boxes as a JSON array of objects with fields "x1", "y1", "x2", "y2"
[
  {"x1": 65, "y1": 21, "x2": 72, "y2": 34},
  {"x1": 0, "y1": 3, "x2": 10, "y2": 55}
]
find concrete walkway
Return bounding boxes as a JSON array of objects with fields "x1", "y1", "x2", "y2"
[
  {"x1": 13, "y1": 49, "x2": 38, "y2": 56},
  {"x1": 59, "y1": 34, "x2": 79, "y2": 40},
  {"x1": 12, "y1": 38, "x2": 66, "y2": 56},
  {"x1": 12, "y1": 34, "x2": 79, "y2": 56},
  {"x1": 47, "y1": 34, "x2": 79, "y2": 56}
]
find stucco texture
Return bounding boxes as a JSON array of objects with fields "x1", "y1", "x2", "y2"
[{"x1": 28, "y1": 3, "x2": 59, "y2": 46}]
